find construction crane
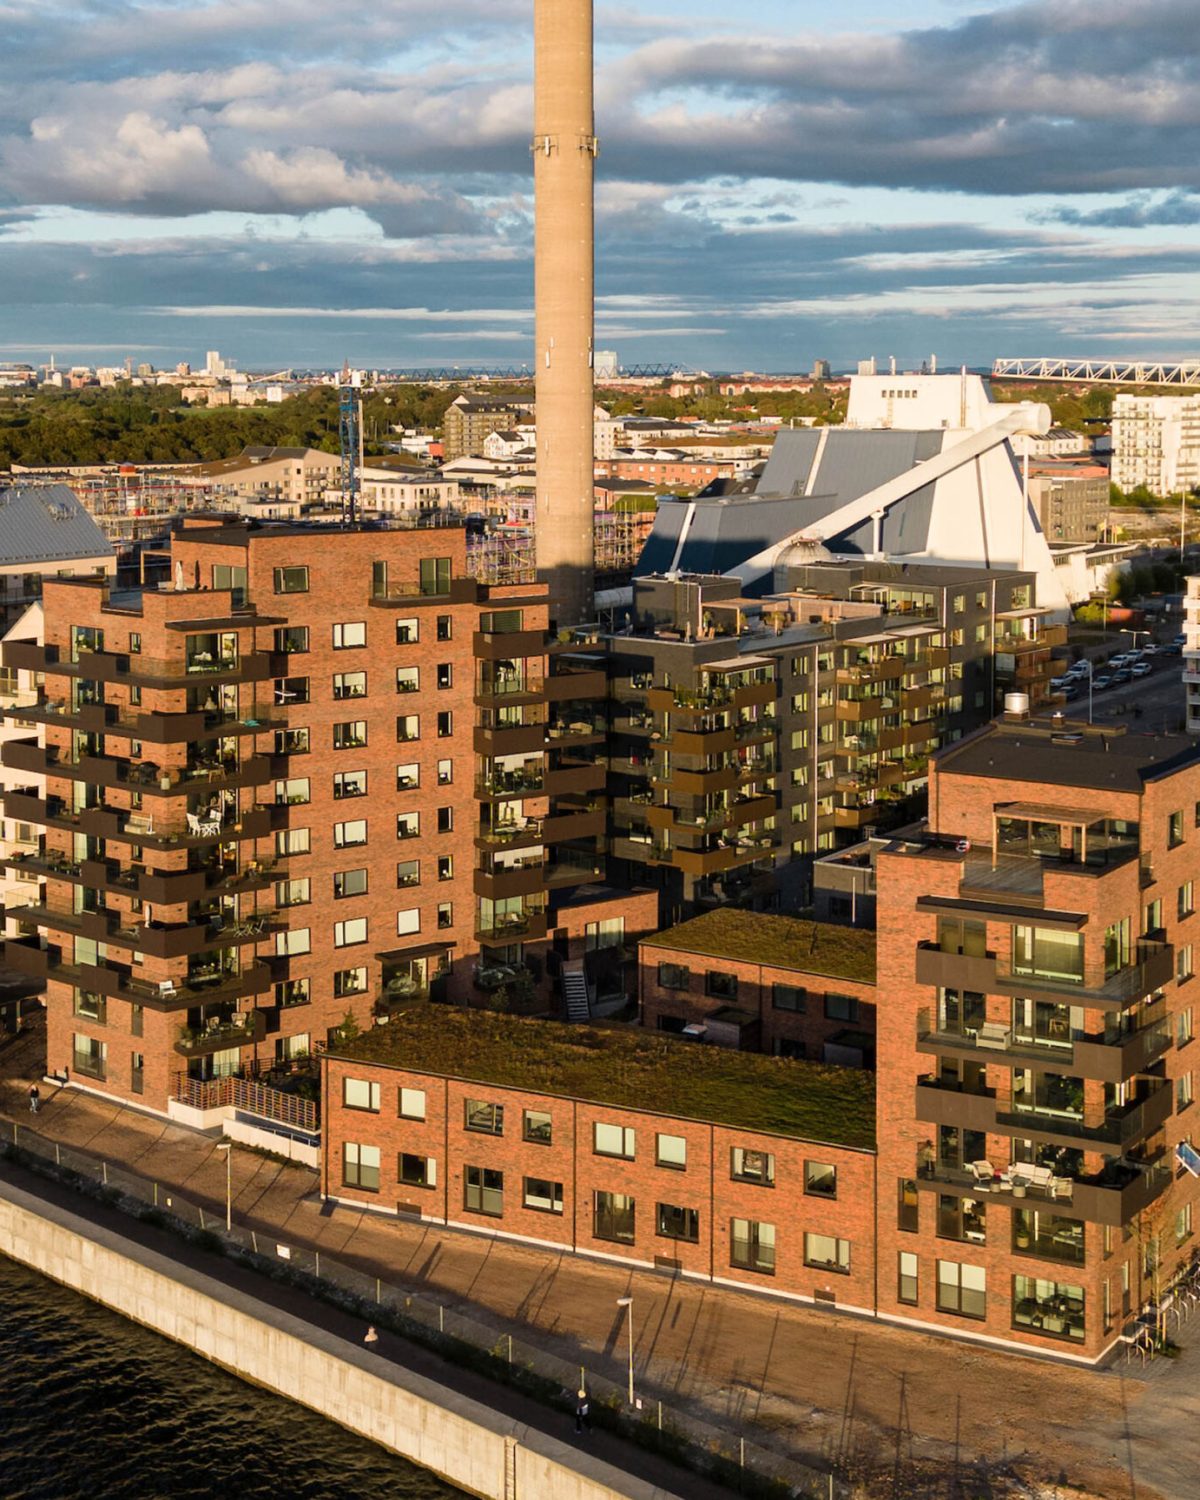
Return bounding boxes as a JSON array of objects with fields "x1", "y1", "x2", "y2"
[{"x1": 339, "y1": 363, "x2": 363, "y2": 526}]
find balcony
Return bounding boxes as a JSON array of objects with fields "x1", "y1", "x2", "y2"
[
  {"x1": 546, "y1": 716, "x2": 604, "y2": 746},
  {"x1": 371, "y1": 577, "x2": 479, "y2": 606},
  {"x1": 475, "y1": 910, "x2": 548, "y2": 943},
  {"x1": 476, "y1": 818, "x2": 544, "y2": 850},
  {"x1": 174, "y1": 1009, "x2": 267, "y2": 1056},
  {"x1": 545, "y1": 665, "x2": 606, "y2": 701},
  {"x1": 473, "y1": 629, "x2": 545, "y2": 660},
  {"x1": 995, "y1": 1079, "x2": 1173, "y2": 1150},
  {"x1": 473, "y1": 860, "x2": 545, "y2": 900},
  {"x1": 914, "y1": 1078, "x2": 1000, "y2": 1133},
  {"x1": 914, "y1": 941, "x2": 999, "y2": 993},
  {"x1": 544, "y1": 760, "x2": 605, "y2": 797},
  {"x1": 542, "y1": 807, "x2": 604, "y2": 842},
  {"x1": 475, "y1": 768, "x2": 545, "y2": 800},
  {"x1": 919, "y1": 1158, "x2": 1172, "y2": 1228},
  {"x1": 473, "y1": 721, "x2": 546, "y2": 757}
]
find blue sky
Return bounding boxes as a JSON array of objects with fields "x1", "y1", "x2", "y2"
[{"x1": 1, "y1": 0, "x2": 1198, "y2": 372}]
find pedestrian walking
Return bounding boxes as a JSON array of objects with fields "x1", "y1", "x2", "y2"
[
  {"x1": 364, "y1": 1325, "x2": 379, "y2": 1345},
  {"x1": 28, "y1": 1084, "x2": 39, "y2": 1115},
  {"x1": 575, "y1": 1389, "x2": 590, "y2": 1435}
]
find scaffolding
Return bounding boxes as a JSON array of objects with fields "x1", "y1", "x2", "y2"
[
  {"x1": 5, "y1": 466, "x2": 214, "y2": 547},
  {"x1": 464, "y1": 508, "x2": 651, "y2": 588}
]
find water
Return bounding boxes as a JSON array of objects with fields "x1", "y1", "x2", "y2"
[{"x1": 0, "y1": 1255, "x2": 463, "y2": 1500}]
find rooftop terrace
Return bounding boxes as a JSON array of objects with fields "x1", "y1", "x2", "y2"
[
  {"x1": 642, "y1": 908, "x2": 876, "y2": 986},
  {"x1": 333, "y1": 1006, "x2": 876, "y2": 1150}
]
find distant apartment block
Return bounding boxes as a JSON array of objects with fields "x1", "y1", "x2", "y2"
[
  {"x1": 1185, "y1": 577, "x2": 1200, "y2": 736},
  {"x1": 1112, "y1": 394, "x2": 1200, "y2": 496},
  {"x1": 0, "y1": 485, "x2": 115, "y2": 634}
]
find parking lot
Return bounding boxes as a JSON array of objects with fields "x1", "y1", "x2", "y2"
[{"x1": 1051, "y1": 634, "x2": 1187, "y2": 734}]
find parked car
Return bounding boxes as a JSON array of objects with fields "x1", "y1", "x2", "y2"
[
  {"x1": 1113, "y1": 668, "x2": 1133, "y2": 685},
  {"x1": 1141, "y1": 643, "x2": 1158, "y2": 656},
  {"x1": 1132, "y1": 662, "x2": 1153, "y2": 678},
  {"x1": 1093, "y1": 674, "x2": 1114, "y2": 690},
  {"x1": 1067, "y1": 660, "x2": 1091, "y2": 678},
  {"x1": 1050, "y1": 676, "x2": 1072, "y2": 693},
  {"x1": 1173, "y1": 634, "x2": 1186, "y2": 647},
  {"x1": 1163, "y1": 642, "x2": 1183, "y2": 656}
]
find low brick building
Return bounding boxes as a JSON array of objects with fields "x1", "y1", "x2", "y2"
[
  {"x1": 322, "y1": 1006, "x2": 877, "y2": 1307},
  {"x1": 639, "y1": 909, "x2": 876, "y2": 1063}
]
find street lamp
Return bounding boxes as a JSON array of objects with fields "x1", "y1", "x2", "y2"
[
  {"x1": 616, "y1": 1296, "x2": 634, "y2": 1405},
  {"x1": 215, "y1": 1141, "x2": 232, "y2": 1232},
  {"x1": 1121, "y1": 627, "x2": 1150, "y2": 655}
]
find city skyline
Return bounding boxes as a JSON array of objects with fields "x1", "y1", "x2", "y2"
[{"x1": 0, "y1": 1, "x2": 1198, "y2": 369}]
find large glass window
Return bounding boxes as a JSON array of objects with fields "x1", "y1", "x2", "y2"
[
  {"x1": 343, "y1": 1142, "x2": 380, "y2": 1190},
  {"x1": 731, "y1": 1147, "x2": 775, "y2": 1185},
  {"x1": 464, "y1": 1166, "x2": 504, "y2": 1216},
  {"x1": 1013, "y1": 1275, "x2": 1085, "y2": 1342},
  {"x1": 524, "y1": 1177, "x2": 563, "y2": 1214},
  {"x1": 657, "y1": 1203, "x2": 700, "y2": 1242},
  {"x1": 419, "y1": 556, "x2": 451, "y2": 596},
  {"x1": 594, "y1": 1122, "x2": 636, "y2": 1159},
  {"x1": 1013, "y1": 1209, "x2": 1085, "y2": 1265},
  {"x1": 936, "y1": 1260, "x2": 986, "y2": 1319},
  {"x1": 594, "y1": 1191, "x2": 635, "y2": 1243},
  {"x1": 804, "y1": 1233, "x2": 850, "y2": 1274},
  {"x1": 730, "y1": 1218, "x2": 776, "y2": 1274},
  {"x1": 274, "y1": 566, "x2": 309, "y2": 594},
  {"x1": 1011, "y1": 926, "x2": 1084, "y2": 984},
  {"x1": 898, "y1": 1251, "x2": 919, "y2": 1305},
  {"x1": 465, "y1": 1099, "x2": 504, "y2": 1135},
  {"x1": 343, "y1": 1077, "x2": 380, "y2": 1112}
]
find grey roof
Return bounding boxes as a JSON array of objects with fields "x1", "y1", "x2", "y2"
[
  {"x1": 937, "y1": 720, "x2": 1200, "y2": 793},
  {"x1": 0, "y1": 485, "x2": 114, "y2": 566},
  {"x1": 634, "y1": 429, "x2": 951, "y2": 583}
]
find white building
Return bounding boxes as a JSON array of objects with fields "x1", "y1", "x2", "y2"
[
  {"x1": 1112, "y1": 394, "x2": 1200, "y2": 496},
  {"x1": 0, "y1": 603, "x2": 45, "y2": 936},
  {"x1": 1185, "y1": 577, "x2": 1200, "y2": 735},
  {"x1": 358, "y1": 469, "x2": 462, "y2": 517}
]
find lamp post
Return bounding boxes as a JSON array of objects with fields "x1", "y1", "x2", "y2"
[
  {"x1": 1120, "y1": 627, "x2": 1150, "y2": 656},
  {"x1": 216, "y1": 1141, "x2": 232, "y2": 1231},
  {"x1": 616, "y1": 1296, "x2": 634, "y2": 1404}
]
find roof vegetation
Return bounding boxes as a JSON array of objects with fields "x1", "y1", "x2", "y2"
[
  {"x1": 642, "y1": 909, "x2": 876, "y2": 985},
  {"x1": 333, "y1": 1006, "x2": 875, "y2": 1151}
]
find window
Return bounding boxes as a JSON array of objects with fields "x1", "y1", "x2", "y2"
[
  {"x1": 1181, "y1": 882, "x2": 1195, "y2": 920},
  {"x1": 730, "y1": 1218, "x2": 775, "y2": 1274},
  {"x1": 334, "y1": 867, "x2": 368, "y2": 899},
  {"x1": 437, "y1": 806, "x2": 453, "y2": 833},
  {"x1": 276, "y1": 877, "x2": 310, "y2": 907},
  {"x1": 594, "y1": 1122, "x2": 636, "y2": 1159},
  {"x1": 464, "y1": 1166, "x2": 504, "y2": 1216},
  {"x1": 825, "y1": 994, "x2": 859, "y2": 1022},
  {"x1": 275, "y1": 625, "x2": 308, "y2": 654},
  {"x1": 1179, "y1": 945, "x2": 1194, "y2": 984},
  {"x1": 396, "y1": 860, "x2": 419, "y2": 889},
  {"x1": 397, "y1": 812, "x2": 420, "y2": 840},
  {"x1": 436, "y1": 615, "x2": 452, "y2": 641},
  {"x1": 333, "y1": 621, "x2": 366, "y2": 650},
  {"x1": 275, "y1": 675, "x2": 309, "y2": 705},
  {"x1": 1012, "y1": 925, "x2": 1084, "y2": 984},
  {"x1": 437, "y1": 903, "x2": 452, "y2": 930},
  {"x1": 772, "y1": 983, "x2": 805, "y2": 1013},
  {"x1": 936, "y1": 1260, "x2": 986, "y2": 1319},
  {"x1": 656, "y1": 1134, "x2": 687, "y2": 1170},
  {"x1": 1176, "y1": 1202, "x2": 1193, "y2": 1245},
  {"x1": 129, "y1": 631, "x2": 141, "y2": 654},
  {"x1": 334, "y1": 770, "x2": 367, "y2": 800},
  {"x1": 276, "y1": 726, "x2": 309, "y2": 755},
  {"x1": 437, "y1": 855, "x2": 453, "y2": 882},
  {"x1": 657, "y1": 963, "x2": 690, "y2": 990},
  {"x1": 437, "y1": 759, "x2": 453, "y2": 786},
  {"x1": 275, "y1": 777, "x2": 310, "y2": 805},
  {"x1": 1178, "y1": 1008, "x2": 1194, "y2": 1047},
  {"x1": 521, "y1": 1109, "x2": 553, "y2": 1145},
  {"x1": 333, "y1": 672, "x2": 367, "y2": 701},
  {"x1": 72, "y1": 990, "x2": 106, "y2": 1022},
  {"x1": 130, "y1": 1051, "x2": 144, "y2": 1094},
  {"x1": 395, "y1": 618, "x2": 419, "y2": 645},
  {"x1": 274, "y1": 566, "x2": 309, "y2": 594},
  {"x1": 898, "y1": 1251, "x2": 919, "y2": 1305},
  {"x1": 399, "y1": 1153, "x2": 436, "y2": 1188},
  {"x1": 343, "y1": 1142, "x2": 380, "y2": 1191},
  {"x1": 804, "y1": 1233, "x2": 850, "y2": 1274},
  {"x1": 465, "y1": 1099, "x2": 504, "y2": 1135},
  {"x1": 334, "y1": 720, "x2": 367, "y2": 750},
  {"x1": 396, "y1": 762, "x2": 419, "y2": 790},
  {"x1": 343, "y1": 1077, "x2": 381, "y2": 1112},
  {"x1": 276, "y1": 978, "x2": 310, "y2": 1008},
  {"x1": 1012, "y1": 1275, "x2": 1084, "y2": 1342},
  {"x1": 898, "y1": 1177, "x2": 919, "y2": 1233},
  {"x1": 705, "y1": 971, "x2": 737, "y2": 1001},
  {"x1": 399, "y1": 1087, "x2": 426, "y2": 1120},
  {"x1": 437, "y1": 710, "x2": 453, "y2": 738},
  {"x1": 1169, "y1": 810, "x2": 1185, "y2": 848},
  {"x1": 420, "y1": 556, "x2": 451, "y2": 596},
  {"x1": 731, "y1": 1147, "x2": 775, "y2": 1185},
  {"x1": 334, "y1": 918, "x2": 367, "y2": 948},
  {"x1": 1104, "y1": 917, "x2": 1131, "y2": 978},
  {"x1": 334, "y1": 819, "x2": 368, "y2": 848},
  {"x1": 1177, "y1": 1072, "x2": 1194, "y2": 1110},
  {"x1": 397, "y1": 908, "x2": 420, "y2": 936},
  {"x1": 334, "y1": 967, "x2": 367, "y2": 998},
  {"x1": 73, "y1": 1034, "x2": 107, "y2": 1079},
  {"x1": 397, "y1": 715, "x2": 419, "y2": 742},
  {"x1": 396, "y1": 666, "x2": 420, "y2": 694},
  {"x1": 437, "y1": 664, "x2": 453, "y2": 690},
  {"x1": 804, "y1": 1161, "x2": 837, "y2": 1198},
  {"x1": 275, "y1": 928, "x2": 311, "y2": 956},
  {"x1": 593, "y1": 1191, "x2": 635, "y2": 1243},
  {"x1": 524, "y1": 1177, "x2": 564, "y2": 1214},
  {"x1": 657, "y1": 1204, "x2": 700, "y2": 1242}
]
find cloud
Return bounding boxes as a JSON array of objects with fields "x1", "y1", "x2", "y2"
[{"x1": 1045, "y1": 191, "x2": 1200, "y2": 229}]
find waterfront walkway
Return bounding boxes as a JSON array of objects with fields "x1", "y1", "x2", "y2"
[{"x1": 1, "y1": 1037, "x2": 1196, "y2": 1500}]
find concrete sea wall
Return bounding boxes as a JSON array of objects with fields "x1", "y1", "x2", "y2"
[{"x1": 0, "y1": 1178, "x2": 681, "y2": 1500}]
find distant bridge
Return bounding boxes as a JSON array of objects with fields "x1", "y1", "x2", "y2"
[
  {"x1": 992, "y1": 358, "x2": 1200, "y2": 389},
  {"x1": 384, "y1": 363, "x2": 676, "y2": 383}
]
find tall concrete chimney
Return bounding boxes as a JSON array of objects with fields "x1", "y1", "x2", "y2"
[{"x1": 533, "y1": 0, "x2": 596, "y2": 627}]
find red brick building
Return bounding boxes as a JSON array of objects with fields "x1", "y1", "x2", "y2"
[
  {"x1": 1, "y1": 516, "x2": 640, "y2": 1116},
  {"x1": 322, "y1": 1007, "x2": 876, "y2": 1305},
  {"x1": 639, "y1": 910, "x2": 876, "y2": 1063}
]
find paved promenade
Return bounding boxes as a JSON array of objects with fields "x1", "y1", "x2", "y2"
[{"x1": 1, "y1": 1029, "x2": 1196, "y2": 1500}]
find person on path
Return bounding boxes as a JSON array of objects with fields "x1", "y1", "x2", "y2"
[
  {"x1": 28, "y1": 1084, "x2": 39, "y2": 1114},
  {"x1": 364, "y1": 1325, "x2": 379, "y2": 1345},
  {"x1": 575, "y1": 1389, "x2": 590, "y2": 1435}
]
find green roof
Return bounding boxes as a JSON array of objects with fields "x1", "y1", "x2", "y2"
[
  {"x1": 333, "y1": 1007, "x2": 875, "y2": 1151},
  {"x1": 642, "y1": 910, "x2": 876, "y2": 986}
]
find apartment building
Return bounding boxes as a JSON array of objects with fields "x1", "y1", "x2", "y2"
[
  {"x1": 0, "y1": 516, "x2": 629, "y2": 1117},
  {"x1": 875, "y1": 712, "x2": 1200, "y2": 1359},
  {"x1": 442, "y1": 397, "x2": 534, "y2": 464},
  {"x1": 639, "y1": 909, "x2": 876, "y2": 1063},
  {"x1": 0, "y1": 484, "x2": 115, "y2": 633},
  {"x1": 607, "y1": 562, "x2": 1058, "y2": 921},
  {"x1": 322, "y1": 1006, "x2": 877, "y2": 1302},
  {"x1": 1112, "y1": 394, "x2": 1200, "y2": 496},
  {"x1": 196, "y1": 447, "x2": 342, "y2": 509},
  {"x1": 0, "y1": 604, "x2": 45, "y2": 936},
  {"x1": 1184, "y1": 576, "x2": 1200, "y2": 736},
  {"x1": 1025, "y1": 463, "x2": 1110, "y2": 545}
]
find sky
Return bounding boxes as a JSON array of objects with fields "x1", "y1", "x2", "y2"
[{"x1": 1, "y1": 0, "x2": 1199, "y2": 373}]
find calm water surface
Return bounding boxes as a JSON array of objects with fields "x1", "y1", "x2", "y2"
[{"x1": 0, "y1": 1255, "x2": 463, "y2": 1500}]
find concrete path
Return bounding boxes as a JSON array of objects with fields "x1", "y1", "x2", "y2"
[{"x1": 1, "y1": 1030, "x2": 1196, "y2": 1499}]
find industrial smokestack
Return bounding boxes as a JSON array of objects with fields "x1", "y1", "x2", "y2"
[{"x1": 533, "y1": 0, "x2": 596, "y2": 628}]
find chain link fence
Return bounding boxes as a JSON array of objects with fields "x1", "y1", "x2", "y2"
[{"x1": 1, "y1": 1118, "x2": 851, "y2": 1500}]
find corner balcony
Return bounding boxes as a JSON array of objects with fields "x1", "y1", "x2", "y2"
[{"x1": 173, "y1": 1009, "x2": 267, "y2": 1057}]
